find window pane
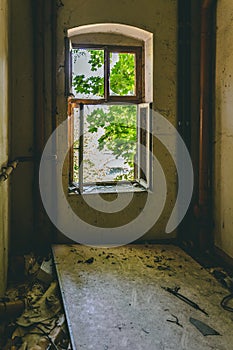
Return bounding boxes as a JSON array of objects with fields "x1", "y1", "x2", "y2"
[
  {"x1": 73, "y1": 104, "x2": 137, "y2": 184},
  {"x1": 72, "y1": 48, "x2": 104, "y2": 99},
  {"x1": 139, "y1": 107, "x2": 148, "y2": 182},
  {"x1": 109, "y1": 52, "x2": 136, "y2": 96}
]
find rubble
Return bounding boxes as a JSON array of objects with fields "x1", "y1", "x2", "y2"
[
  {"x1": 162, "y1": 286, "x2": 209, "y2": 316},
  {"x1": 1, "y1": 245, "x2": 233, "y2": 349},
  {"x1": 208, "y1": 267, "x2": 233, "y2": 291},
  {"x1": 36, "y1": 259, "x2": 54, "y2": 285},
  {"x1": 189, "y1": 317, "x2": 221, "y2": 336},
  {"x1": 0, "y1": 300, "x2": 25, "y2": 320},
  {"x1": 166, "y1": 314, "x2": 183, "y2": 328},
  {"x1": 0, "y1": 254, "x2": 71, "y2": 350}
]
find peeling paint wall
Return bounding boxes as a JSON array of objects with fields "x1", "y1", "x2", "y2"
[
  {"x1": 214, "y1": 0, "x2": 233, "y2": 258},
  {"x1": 56, "y1": 0, "x2": 178, "y2": 242},
  {"x1": 0, "y1": 0, "x2": 9, "y2": 295}
]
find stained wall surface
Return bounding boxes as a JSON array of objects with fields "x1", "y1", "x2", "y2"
[
  {"x1": 6, "y1": 0, "x2": 233, "y2": 259},
  {"x1": 10, "y1": 0, "x2": 35, "y2": 251},
  {"x1": 214, "y1": 0, "x2": 233, "y2": 258},
  {"x1": 56, "y1": 0, "x2": 178, "y2": 243},
  {"x1": 0, "y1": 0, "x2": 9, "y2": 295},
  {"x1": 8, "y1": 0, "x2": 178, "y2": 250}
]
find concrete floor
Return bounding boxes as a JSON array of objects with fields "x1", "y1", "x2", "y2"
[{"x1": 53, "y1": 244, "x2": 233, "y2": 350}]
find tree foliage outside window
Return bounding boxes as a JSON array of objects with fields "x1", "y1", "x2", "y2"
[
  {"x1": 72, "y1": 49, "x2": 105, "y2": 97},
  {"x1": 86, "y1": 105, "x2": 137, "y2": 170},
  {"x1": 110, "y1": 52, "x2": 135, "y2": 96},
  {"x1": 72, "y1": 48, "x2": 137, "y2": 181}
]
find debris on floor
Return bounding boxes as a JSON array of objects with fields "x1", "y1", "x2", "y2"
[
  {"x1": 36, "y1": 259, "x2": 54, "y2": 285},
  {"x1": 166, "y1": 314, "x2": 183, "y2": 328},
  {"x1": 0, "y1": 254, "x2": 71, "y2": 350},
  {"x1": 162, "y1": 285, "x2": 209, "y2": 316},
  {"x1": 0, "y1": 299, "x2": 25, "y2": 320},
  {"x1": 1, "y1": 245, "x2": 233, "y2": 349},
  {"x1": 220, "y1": 293, "x2": 233, "y2": 313},
  {"x1": 53, "y1": 244, "x2": 233, "y2": 350},
  {"x1": 208, "y1": 267, "x2": 233, "y2": 291},
  {"x1": 208, "y1": 267, "x2": 233, "y2": 313},
  {"x1": 189, "y1": 317, "x2": 221, "y2": 336}
]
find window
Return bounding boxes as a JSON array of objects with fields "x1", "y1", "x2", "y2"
[
  {"x1": 69, "y1": 45, "x2": 142, "y2": 102},
  {"x1": 66, "y1": 28, "x2": 153, "y2": 194}
]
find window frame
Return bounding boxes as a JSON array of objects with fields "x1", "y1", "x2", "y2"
[
  {"x1": 66, "y1": 41, "x2": 152, "y2": 193},
  {"x1": 66, "y1": 42, "x2": 142, "y2": 103},
  {"x1": 136, "y1": 103, "x2": 153, "y2": 189}
]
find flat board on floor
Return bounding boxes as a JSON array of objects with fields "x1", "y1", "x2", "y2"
[{"x1": 52, "y1": 244, "x2": 233, "y2": 350}]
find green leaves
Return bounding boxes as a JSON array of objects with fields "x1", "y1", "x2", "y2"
[
  {"x1": 72, "y1": 49, "x2": 105, "y2": 97},
  {"x1": 72, "y1": 49, "x2": 135, "y2": 97},
  {"x1": 88, "y1": 50, "x2": 104, "y2": 71},
  {"x1": 110, "y1": 53, "x2": 135, "y2": 95},
  {"x1": 73, "y1": 75, "x2": 104, "y2": 97},
  {"x1": 72, "y1": 48, "x2": 137, "y2": 181},
  {"x1": 86, "y1": 105, "x2": 137, "y2": 167}
]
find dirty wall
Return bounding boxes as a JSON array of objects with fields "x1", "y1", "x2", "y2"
[
  {"x1": 10, "y1": 0, "x2": 35, "y2": 251},
  {"x1": 8, "y1": 0, "x2": 178, "y2": 251},
  {"x1": 214, "y1": 0, "x2": 233, "y2": 258},
  {"x1": 56, "y1": 0, "x2": 178, "y2": 242}
]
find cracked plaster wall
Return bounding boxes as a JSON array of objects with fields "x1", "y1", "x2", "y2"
[{"x1": 214, "y1": 0, "x2": 233, "y2": 258}]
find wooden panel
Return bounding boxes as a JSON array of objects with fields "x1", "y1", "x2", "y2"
[{"x1": 53, "y1": 244, "x2": 232, "y2": 350}]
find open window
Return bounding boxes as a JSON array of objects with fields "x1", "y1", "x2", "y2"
[
  {"x1": 66, "y1": 45, "x2": 142, "y2": 102},
  {"x1": 66, "y1": 26, "x2": 153, "y2": 194}
]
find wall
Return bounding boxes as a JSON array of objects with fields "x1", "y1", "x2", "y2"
[
  {"x1": 0, "y1": 0, "x2": 9, "y2": 295},
  {"x1": 7, "y1": 0, "x2": 178, "y2": 249},
  {"x1": 56, "y1": 0, "x2": 178, "y2": 243},
  {"x1": 214, "y1": 0, "x2": 233, "y2": 258},
  {"x1": 10, "y1": 0, "x2": 35, "y2": 251}
]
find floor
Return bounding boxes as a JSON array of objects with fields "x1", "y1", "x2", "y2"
[{"x1": 53, "y1": 244, "x2": 233, "y2": 350}]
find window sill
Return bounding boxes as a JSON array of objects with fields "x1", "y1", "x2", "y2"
[{"x1": 68, "y1": 181, "x2": 148, "y2": 195}]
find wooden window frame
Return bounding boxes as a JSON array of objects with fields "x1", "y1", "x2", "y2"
[
  {"x1": 66, "y1": 42, "x2": 152, "y2": 193},
  {"x1": 66, "y1": 43, "x2": 142, "y2": 103}
]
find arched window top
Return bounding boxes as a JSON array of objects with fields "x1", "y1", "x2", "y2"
[
  {"x1": 67, "y1": 23, "x2": 153, "y2": 102},
  {"x1": 67, "y1": 23, "x2": 153, "y2": 43}
]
